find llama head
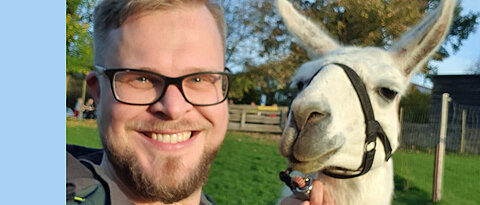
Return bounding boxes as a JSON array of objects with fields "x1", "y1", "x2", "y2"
[{"x1": 277, "y1": 0, "x2": 455, "y2": 175}]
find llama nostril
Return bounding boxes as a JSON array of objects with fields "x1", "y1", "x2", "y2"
[{"x1": 306, "y1": 112, "x2": 326, "y2": 124}]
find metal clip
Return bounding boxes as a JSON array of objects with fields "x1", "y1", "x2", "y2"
[
  {"x1": 292, "y1": 175, "x2": 313, "y2": 200},
  {"x1": 279, "y1": 168, "x2": 314, "y2": 201}
]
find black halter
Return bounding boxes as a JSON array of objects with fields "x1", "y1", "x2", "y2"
[
  {"x1": 317, "y1": 63, "x2": 392, "y2": 178},
  {"x1": 279, "y1": 63, "x2": 394, "y2": 193}
]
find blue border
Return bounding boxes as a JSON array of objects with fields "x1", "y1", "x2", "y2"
[{"x1": 0, "y1": 1, "x2": 65, "y2": 203}]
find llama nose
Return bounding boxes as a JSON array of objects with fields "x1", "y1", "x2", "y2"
[
  {"x1": 306, "y1": 112, "x2": 326, "y2": 124},
  {"x1": 292, "y1": 98, "x2": 330, "y2": 129}
]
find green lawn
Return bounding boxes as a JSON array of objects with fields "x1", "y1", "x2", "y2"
[
  {"x1": 203, "y1": 132, "x2": 285, "y2": 204},
  {"x1": 67, "y1": 119, "x2": 479, "y2": 204},
  {"x1": 66, "y1": 124, "x2": 102, "y2": 148},
  {"x1": 393, "y1": 151, "x2": 480, "y2": 205}
]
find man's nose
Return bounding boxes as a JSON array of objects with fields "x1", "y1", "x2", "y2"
[{"x1": 148, "y1": 84, "x2": 193, "y2": 120}]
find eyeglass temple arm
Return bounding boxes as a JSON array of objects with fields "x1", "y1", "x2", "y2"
[{"x1": 94, "y1": 65, "x2": 106, "y2": 74}]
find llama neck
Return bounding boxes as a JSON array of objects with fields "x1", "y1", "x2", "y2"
[{"x1": 319, "y1": 160, "x2": 394, "y2": 205}]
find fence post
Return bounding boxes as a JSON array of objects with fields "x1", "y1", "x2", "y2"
[
  {"x1": 460, "y1": 109, "x2": 466, "y2": 153},
  {"x1": 279, "y1": 110, "x2": 285, "y2": 130},
  {"x1": 433, "y1": 93, "x2": 449, "y2": 202},
  {"x1": 240, "y1": 109, "x2": 246, "y2": 128},
  {"x1": 399, "y1": 107, "x2": 404, "y2": 143}
]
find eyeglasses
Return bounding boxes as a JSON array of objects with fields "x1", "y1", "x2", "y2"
[{"x1": 95, "y1": 65, "x2": 232, "y2": 106}]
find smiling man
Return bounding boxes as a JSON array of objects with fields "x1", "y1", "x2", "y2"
[{"x1": 66, "y1": 0, "x2": 230, "y2": 204}]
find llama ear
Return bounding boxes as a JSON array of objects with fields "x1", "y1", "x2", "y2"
[
  {"x1": 389, "y1": 0, "x2": 456, "y2": 77},
  {"x1": 277, "y1": 0, "x2": 339, "y2": 59}
]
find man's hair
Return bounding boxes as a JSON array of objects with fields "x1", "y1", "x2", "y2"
[{"x1": 93, "y1": 0, "x2": 226, "y2": 64}]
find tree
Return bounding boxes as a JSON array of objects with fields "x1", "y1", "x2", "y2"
[
  {"x1": 254, "y1": 0, "x2": 478, "y2": 73},
  {"x1": 399, "y1": 88, "x2": 432, "y2": 123},
  {"x1": 467, "y1": 53, "x2": 480, "y2": 74},
  {"x1": 66, "y1": 0, "x2": 95, "y2": 75},
  {"x1": 222, "y1": 0, "x2": 255, "y2": 67},
  {"x1": 228, "y1": 44, "x2": 309, "y2": 104},
  {"x1": 228, "y1": 0, "x2": 479, "y2": 104},
  {"x1": 66, "y1": 0, "x2": 96, "y2": 118},
  {"x1": 228, "y1": 50, "x2": 307, "y2": 104}
]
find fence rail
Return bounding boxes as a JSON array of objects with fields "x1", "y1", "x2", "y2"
[
  {"x1": 400, "y1": 99, "x2": 480, "y2": 154},
  {"x1": 228, "y1": 104, "x2": 288, "y2": 133},
  {"x1": 229, "y1": 99, "x2": 480, "y2": 154}
]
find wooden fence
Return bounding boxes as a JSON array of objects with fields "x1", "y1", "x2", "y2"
[{"x1": 228, "y1": 104, "x2": 289, "y2": 133}]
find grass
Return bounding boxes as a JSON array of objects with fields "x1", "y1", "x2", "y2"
[
  {"x1": 203, "y1": 132, "x2": 285, "y2": 205},
  {"x1": 66, "y1": 118, "x2": 102, "y2": 148},
  {"x1": 393, "y1": 151, "x2": 480, "y2": 205},
  {"x1": 67, "y1": 118, "x2": 479, "y2": 204}
]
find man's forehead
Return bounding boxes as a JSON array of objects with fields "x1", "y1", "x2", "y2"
[
  {"x1": 106, "y1": 6, "x2": 220, "y2": 46},
  {"x1": 102, "y1": 6, "x2": 224, "y2": 74}
]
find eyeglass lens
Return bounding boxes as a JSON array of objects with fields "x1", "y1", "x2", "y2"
[{"x1": 112, "y1": 70, "x2": 228, "y2": 105}]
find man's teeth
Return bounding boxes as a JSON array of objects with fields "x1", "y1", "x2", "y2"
[{"x1": 150, "y1": 132, "x2": 192, "y2": 143}]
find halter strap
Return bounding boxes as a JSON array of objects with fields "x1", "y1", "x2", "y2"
[{"x1": 321, "y1": 63, "x2": 392, "y2": 178}]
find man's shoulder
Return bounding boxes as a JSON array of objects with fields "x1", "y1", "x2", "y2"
[
  {"x1": 200, "y1": 192, "x2": 218, "y2": 205},
  {"x1": 66, "y1": 145, "x2": 133, "y2": 205},
  {"x1": 67, "y1": 144, "x2": 103, "y2": 165}
]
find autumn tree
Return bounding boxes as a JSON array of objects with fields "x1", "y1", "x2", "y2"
[
  {"x1": 67, "y1": 0, "x2": 95, "y2": 75},
  {"x1": 228, "y1": 45, "x2": 309, "y2": 105},
  {"x1": 399, "y1": 89, "x2": 432, "y2": 123},
  {"x1": 228, "y1": 0, "x2": 478, "y2": 104},
  {"x1": 66, "y1": 0, "x2": 96, "y2": 116},
  {"x1": 254, "y1": 0, "x2": 478, "y2": 72},
  {"x1": 222, "y1": 0, "x2": 261, "y2": 67}
]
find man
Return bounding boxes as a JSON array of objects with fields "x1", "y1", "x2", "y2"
[
  {"x1": 68, "y1": 0, "x2": 228, "y2": 204},
  {"x1": 67, "y1": 0, "x2": 332, "y2": 204}
]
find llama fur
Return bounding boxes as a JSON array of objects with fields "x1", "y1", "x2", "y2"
[{"x1": 276, "y1": 0, "x2": 456, "y2": 204}]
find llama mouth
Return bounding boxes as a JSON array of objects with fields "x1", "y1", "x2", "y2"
[
  {"x1": 321, "y1": 166, "x2": 361, "y2": 176},
  {"x1": 143, "y1": 131, "x2": 193, "y2": 144},
  {"x1": 288, "y1": 146, "x2": 341, "y2": 173}
]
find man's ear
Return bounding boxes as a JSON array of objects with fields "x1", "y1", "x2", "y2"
[{"x1": 86, "y1": 72, "x2": 101, "y2": 104}]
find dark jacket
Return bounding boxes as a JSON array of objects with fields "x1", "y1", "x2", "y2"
[{"x1": 66, "y1": 145, "x2": 216, "y2": 205}]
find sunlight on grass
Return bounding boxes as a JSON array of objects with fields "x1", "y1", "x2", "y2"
[
  {"x1": 66, "y1": 118, "x2": 101, "y2": 148},
  {"x1": 67, "y1": 119, "x2": 479, "y2": 204},
  {"x1": 393, "y1": 150, "x2": 480, "y2": 205}
]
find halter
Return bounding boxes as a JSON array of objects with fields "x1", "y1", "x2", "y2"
[
  {"x1": 280, "y1": 63, "x2": 393, "y2": 183},
  {"x1": 318, "y1": 63, "x2": 392, "y2": 178}
]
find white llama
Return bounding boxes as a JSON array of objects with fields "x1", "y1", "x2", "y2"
[{"x1": 276, "y1": 0, "x2": 456, "y2": 204}]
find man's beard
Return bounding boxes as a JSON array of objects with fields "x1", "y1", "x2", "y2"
[
  {"x1": 104, "y1": 140, "x2": 220, "y2": 204},
  {"x1": 95, "y1": 100, "x2": 223, "y2": 203}
]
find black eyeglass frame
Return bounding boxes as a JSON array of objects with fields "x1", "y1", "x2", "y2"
[{"x1": 95, "y1": 65, "x2": 232, "y2": 106}]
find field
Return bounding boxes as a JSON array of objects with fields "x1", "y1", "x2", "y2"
[{"x1": 67, "y1": 119, "x2": 479, "y2": 204}]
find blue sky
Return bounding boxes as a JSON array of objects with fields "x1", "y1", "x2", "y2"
[
  {"x1": 410, "y1": 0, "x2": 479, "y2": 87},
  {"x1": 433, "y1": 0, "x2": 480, "y2": 74}
]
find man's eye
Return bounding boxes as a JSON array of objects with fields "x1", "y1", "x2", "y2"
[
  {"x1": 136, "y1": 76, "x2": 150, "y2": 83},
  {"x1": 191, "y1": 76, "x2": 218, "y2": 83},
  {"x1": 192, "y1": 77, "x2": 202, "y2": 83}
]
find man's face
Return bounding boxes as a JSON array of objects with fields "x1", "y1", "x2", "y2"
[{"x1": 91, "y1": 5, "x2": 227, "y2": 203}]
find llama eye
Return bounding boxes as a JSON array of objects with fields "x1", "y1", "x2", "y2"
[
  {"x1": 378, "y1": 87, "x2": 398, "y2": 101},
  {"x1": 296, "y1": 82, "x2": 305, "y2": 90}
]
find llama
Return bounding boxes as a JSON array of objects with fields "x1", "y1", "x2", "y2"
[{"x1": 276, "y1": 0, "x2": 456, "y2": 204}]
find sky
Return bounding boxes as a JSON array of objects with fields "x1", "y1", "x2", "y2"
[
  {"x1": 431, "y1": 0, "x2": 480, "y2": 75},
  {"x1": 409, "y1": 0, "x2": 480, "y2": 87}
]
